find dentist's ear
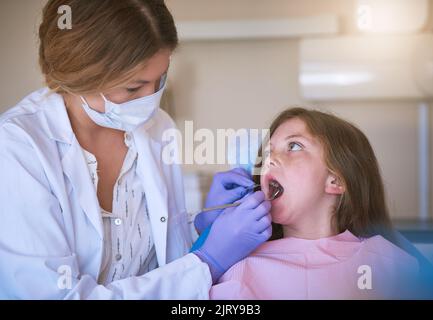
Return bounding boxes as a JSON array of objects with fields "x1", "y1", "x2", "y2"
[{"x1": 325, "y1": 173, "x2": 345, "y2": 195}]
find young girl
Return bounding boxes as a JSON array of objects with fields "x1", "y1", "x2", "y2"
[{"x1": 210, "y1": 107, "x2": 422, "y2": 299}]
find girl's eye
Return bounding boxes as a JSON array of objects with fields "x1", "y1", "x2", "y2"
[{"x1": 288, "y1": 142, "x2": 303, "y2": 151}]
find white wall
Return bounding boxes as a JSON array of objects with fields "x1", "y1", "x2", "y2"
[{"x1": 0, "y1": 0, "x2": 46, "y2": 110}]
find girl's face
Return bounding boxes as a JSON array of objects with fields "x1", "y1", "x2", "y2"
[{"x1": 260, "y1": 118, "x2": 344, "y2": 228}]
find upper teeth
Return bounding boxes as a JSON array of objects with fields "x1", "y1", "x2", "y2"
[{"x1": 270, "y1": 181, "x2": 279, "y2": 187}]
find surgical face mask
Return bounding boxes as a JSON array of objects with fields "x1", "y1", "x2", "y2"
[{"x1": 80, "y1": 73, "x2": 167, "y2": 132}]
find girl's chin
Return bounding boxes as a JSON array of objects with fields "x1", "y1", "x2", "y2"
[
  {"x1": 270, "y1": 196, "x2": 286, "y2": 210},
  {"x1": 270, "y1": 206, "x2": 291, "y2": 224}
]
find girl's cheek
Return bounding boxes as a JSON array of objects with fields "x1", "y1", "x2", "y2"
[
  {"x1": 259, "y1": 175, "x2": 266, "y2": 189},
  {"x1": 260, "y1": 160, "x2": 271, "y2": 178}
]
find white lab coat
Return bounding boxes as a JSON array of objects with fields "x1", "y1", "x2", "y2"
[{"x1": 0, "y1": 88, "x2": 212, "y2": 299}]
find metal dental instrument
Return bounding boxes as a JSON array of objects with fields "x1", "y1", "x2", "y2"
[{"x1": 201, "y1": 181, "x2": 283, "y2": 212}]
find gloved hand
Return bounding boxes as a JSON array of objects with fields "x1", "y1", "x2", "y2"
[
  {"x1": 194, "y1": 168, "x2": 255, "y2": 234},
  {"x1": 193, "y1": 191, "x2": 272, "y2": 283}
]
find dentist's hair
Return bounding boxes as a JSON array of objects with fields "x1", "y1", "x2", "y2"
[
  {"x1": 38, "y1": 0, "x2": 177, "y2": 94},
  {"x1": 254, "y1": 107, "x2": 393, "y2": 241}
]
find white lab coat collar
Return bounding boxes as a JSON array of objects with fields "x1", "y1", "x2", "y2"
[
  {"x1": 37, "y1": 90, "x2": 104, "y2": 239},
  {"x1": 61, "y1": 138, "x2": 104, "y2": 239},
  {"x1": 39, "y1": 89, "x2": 75, "y2": 145}
]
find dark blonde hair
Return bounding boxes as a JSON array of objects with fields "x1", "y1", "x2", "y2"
[
  {"x1": 254, "y1": 107, "x2": 393, "y2": 240},
  {"x1": 39, "y1": 0, "x2": 178, "y2": 94}
]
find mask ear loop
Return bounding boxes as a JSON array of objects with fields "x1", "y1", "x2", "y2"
[
  {"x1": 100, "y1": 93, "x2": 109, "y2": 102},
  {"x1": 80, "y1": 94, "x2": 108, "y2": 113},
  {"x1": 98, "y1": 93, "x2": 110, "y2": 113},
  {"x1": 80, "y1": 95, "x2": 90, "y2": 107},
  {"x1": 159, "y1": 73, "x2": 168, "y2": 90}
]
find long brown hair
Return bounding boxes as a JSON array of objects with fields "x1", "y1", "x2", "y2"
[
  {"x1": 39, "y1": 0, "x2": 178, "y2": 94},
  {"x1": 254, "y1": 107, "x2": 393, "y2": 241}
]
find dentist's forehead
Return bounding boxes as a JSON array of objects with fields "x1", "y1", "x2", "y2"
[{"x1": 128, "y1": 49, "x2": 171, "y2": 84}]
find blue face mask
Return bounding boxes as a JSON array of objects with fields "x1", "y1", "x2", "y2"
[{"x1": 80, "y1": 74, "x2": 167, "y2": 132}]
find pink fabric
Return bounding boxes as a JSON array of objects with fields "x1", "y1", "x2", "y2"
[{"x1": 210, "y1": 231, "x2": 419, "y2": 299}]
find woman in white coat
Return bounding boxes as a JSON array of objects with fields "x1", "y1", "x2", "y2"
[{"x1": 0, "y1": 0, "x2": 272, "y2": 299}]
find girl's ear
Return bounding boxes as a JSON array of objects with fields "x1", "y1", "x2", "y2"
[{"x1": 325, "y1": 172, "x2": 345, "y2": 195}]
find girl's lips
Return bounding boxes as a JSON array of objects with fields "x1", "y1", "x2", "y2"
[{"x1": 263, "y1": 173, "x2": 284, "y2": 200}]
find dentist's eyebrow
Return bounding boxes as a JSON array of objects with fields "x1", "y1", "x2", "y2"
[
  {"x1": 131, "y1": 80, "x2": 150, "y2": 84},
  {"x1": 131, "y1": 67, "x2": 170, "y2": 85}
]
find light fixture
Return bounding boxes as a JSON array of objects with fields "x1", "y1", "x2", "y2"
[{"x1": 356, "y1": 0, "x2": 429, "y2": 33}]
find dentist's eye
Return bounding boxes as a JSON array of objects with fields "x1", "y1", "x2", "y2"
[
  {"x1": 288, "y1": 142, "x2": 303, "y2": 151},
  {"x1": 126, "y1": 87, "x2": 141, "y2": 93}
]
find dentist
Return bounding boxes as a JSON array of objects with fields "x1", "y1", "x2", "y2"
[{"x1": 0, "y1": 0, "x2": 272, "y2": 299}]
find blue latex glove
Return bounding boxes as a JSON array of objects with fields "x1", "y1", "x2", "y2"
[
  {"x1": 194, "y1": 168, "x2": 254, "y2": 234},
  {"x1": 193, "y1": 191, "x2": 272, "y2": 283},
  {"x1": 190, "y1": 177, "x2": 257, "y2": 252}
]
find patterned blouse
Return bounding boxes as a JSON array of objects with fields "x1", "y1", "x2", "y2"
[{"x1": 81, "y1": 132, "x2": 158, "y2": 285}]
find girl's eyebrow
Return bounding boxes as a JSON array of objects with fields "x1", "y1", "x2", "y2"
[
  {"x1": 284, "y1": 134, "x2": 310, "y2": 142},
  {"x1": 268, "y1": 134, "x2": 310, "y2": 147}
]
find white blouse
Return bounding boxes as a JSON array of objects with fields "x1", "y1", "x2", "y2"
[{"x1": 82, "y1": 132, "x2": 157, "y2": 285}]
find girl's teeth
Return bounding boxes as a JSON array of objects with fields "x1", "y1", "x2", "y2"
[{"x1": 269, "y1": 180, "x2": 284, "y2": 200}]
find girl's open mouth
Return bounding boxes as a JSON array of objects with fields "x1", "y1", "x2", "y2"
[{"x1": 268, "y1": 180, "x2": 284, "y2": 200}]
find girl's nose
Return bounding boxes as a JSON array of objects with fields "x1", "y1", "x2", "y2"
[{"x1": 269, "y1": 151, "x2": 282, "y2": 167}]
